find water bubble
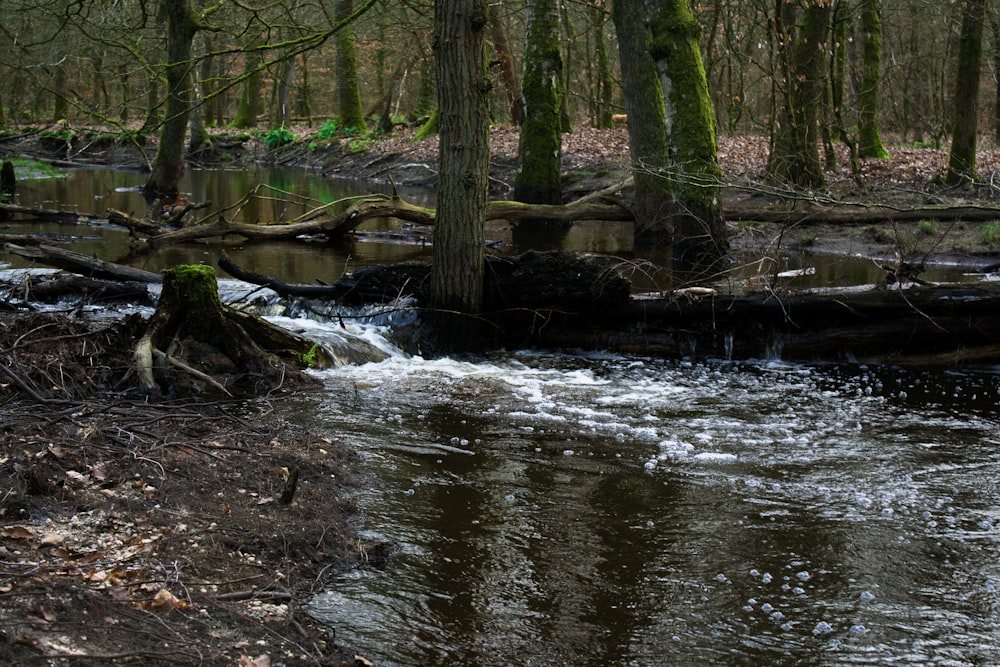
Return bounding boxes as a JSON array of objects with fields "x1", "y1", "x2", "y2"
[
  {"x1": 504, "y1": 494, "x2": 515, "y2": 502},
  {"x1": 749, "y1": 569, "x2": 760, "y2": 577},
  {"x1": 450, "y1": 436, "x2": 460, "y2": 445},
  {"x1": 780, "y1": 622, "x2": 794, "y2": 631},
  {"x1": 860, "y1": 590, "x2": 875, "y2": 602},
  {"x1": 762, "y1": 573, "x2": 773, "y2": 584},
  {"x1": 715, "y1": 573, "x2": 727, "y2": 583},
  {"x1": 742, "y1": 605, "x2": 754, "y2": 612},
  {"x1": 796, "y1": 571, "x2": 811, "y2": 581},
  {"x1": 770, "y1": 611, "x2": 784, "y2": 621},
  {"x1": 646, "y1": 520, "x2": 655, "y2": 528},
  {"x1": 562, "y1": 449, "x2": 574, "y2": 456},
  {"x1": 849, "y1": 624, "x2": 868, "y2": 635},
  {"x1": 813, "y1": 621, "x2": 834, "y2": 635},
  {"x1": 792, "y1": 587, "x2": 805, "y2": 595},
  {"x1": 761, "y1": 602, "x2": 774, "y2": 613},
  {"x1": 643, "y1": 460, "x2": 657, "y2": 471},
  {"x1": 404, "y1": 488, "x2": 415, "y2": 495}
]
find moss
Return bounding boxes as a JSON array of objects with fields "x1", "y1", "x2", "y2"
[
  {"x1": 164, "y1": 264, "x2": 220, "y2": 307},
  {"x1": 300, "y1": 342, "x2": 322, "y2": 368}
]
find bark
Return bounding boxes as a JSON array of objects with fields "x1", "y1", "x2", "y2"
[
  {"x1": 144, "y1": 0, "x2": 199, "y2": 198},
  {"x1": 487, "y1": 2, "x2": 520, "y2": 125},
  {"x1": 428, "y1": 0, "x2": 491, "y2": 353},
  {"x1": 591, "y1": 2, "x2": 615, "y2": 129},
  {"x1": 946, "y1": 0, "x2": 986, "y2": 185},
  {"x1": 858, "y1": 0, "x2": 889, "y2": 159},
  {"x1": 231, "y1": 42, "x2": 262, "y2": 129},
  {"x1": 612, "y1": 0, "x2": 673, "y2": 237},
  {"x1": 647, "y1": 0, "x2": 729, "y2": 270},
  {"x1": 514, "y1": 0, "x2": 563, "y2": 205},
  {"x1": 767, "y1": 1, "x2": 832, "y2": 189},
  {"x1": 336, "y1": 0, "x2": 366, "y2": 132}
]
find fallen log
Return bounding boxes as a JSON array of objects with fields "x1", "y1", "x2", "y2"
[
  {"x1": 4, "y1": 243, "x2": 162, "y2": 282},
  {"x1": 0, "y1": 201, "x2": 100, "y2": 223},
  {"x1": 125, "y1": 194, "x2": 631, "y2": 247},
  {"x1": 723, "y1": 201, "x2": 1000, "y2": 225}
]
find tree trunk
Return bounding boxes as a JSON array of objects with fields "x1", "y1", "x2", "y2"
[
  {"x1": 144, "y1": 0, "x2": 199, "y2": 198},
  {"x1": 336, "y1": 0, "x2": 366, "y2": 132},
  {"x1": 858, "y1": 0, "x2": 889, "y2": 159},
  {"x1": 231, "y1": 43, "x2": 262, "y2": 129},
  {"x1": 134, "y1": 264, "x2": 329, "y2": 399},
  {"x1": 946, "y1": 0, "x2": 986, "y2": 185},
  {"x1": 514, "y1": 0, "x2": 563, "y2": 205},
  {"x1": 428, "y1": 0, "x2": 491, "y2": 354},
  {"x1": 612, "y1": 0, "x2": 672, "y2": 238},
  {"x1": 767, "y1": 1, "x2": 832, "y2": 189},
  {"x1": 648, "y1": 0, "x2": 729, "y2": 270},
  {"x1": 487, "y1": 2, "x2": 520, "y2": 125},
  {"x1": 591, "y1": 2, "x2": 615, "y2": 129}
]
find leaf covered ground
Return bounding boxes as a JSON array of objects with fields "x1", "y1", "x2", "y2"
[{"x1": 0, "y1": 312, "x2": 381, "y2": 666}]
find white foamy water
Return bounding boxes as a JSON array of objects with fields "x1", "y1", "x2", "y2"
[{"x1": 288, "y1": 322, "x2": 1000, "y2": 666}]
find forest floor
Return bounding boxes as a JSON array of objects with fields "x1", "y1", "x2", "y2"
[{"x1": 2, "y1": 122, "x2": 1000, "y2": 665}]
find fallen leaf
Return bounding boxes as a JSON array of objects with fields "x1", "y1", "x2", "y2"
[
  {"x1": 1, "y1": 526, "x2": 34, "y2": 540},
  {"x1": 139, "y1": 588, "x2": 191, "y2": 611},
  {"x1": 238, "y1": 655, "x2": 270, "y2": 667},
  {"x1": 38, "y1": 532, "x2": 64, "y2": 548}
]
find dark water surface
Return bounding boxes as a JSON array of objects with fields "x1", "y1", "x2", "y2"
[
  {"x1": 1, "y1": 165, "x2": 985, "y2": 291},
  {"x1": 299, "y1": 346, "x2": 1000, "y2": 666}
]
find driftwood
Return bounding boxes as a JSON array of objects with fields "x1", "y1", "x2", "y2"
[
  {"x1": 724, "y1": 201, "x2": 1000, "y2": 225},
  {"x1": 0, "y1": 201, "x2": 100, "y2": 223},
  {"x1": 5, "y1": 243, "x2": 162, "y2": 282},
  {"x1": 109, "y1": 194, "x2": 632, "y2": 248}
]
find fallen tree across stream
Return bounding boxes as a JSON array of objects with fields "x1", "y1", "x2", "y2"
[{"x1": 8, "y1": 244, "x2": 1000, "y2": 368}]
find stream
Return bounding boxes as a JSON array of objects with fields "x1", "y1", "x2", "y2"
[{"x1": 5, "y1": 166, "x2": 1000, "y2": 664}]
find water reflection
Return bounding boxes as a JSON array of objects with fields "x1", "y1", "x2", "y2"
[
  {"x1": 3, "y1": 166, "x2": 986, "y2": 291},
  {"x1": 302, "y1": 350, "x2": 1000, "y2": 665}
]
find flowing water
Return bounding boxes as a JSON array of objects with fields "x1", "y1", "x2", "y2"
[
  {"x1": 285, "y1": 317, "x2": 1000, "y2": 666},
  {"x1": 6, "y1": 168, "x2": 1000, "y2": 664}
]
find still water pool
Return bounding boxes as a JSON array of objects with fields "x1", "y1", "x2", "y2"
[{"x1": 294, "y1": 332, "x2": 1000, "y2": 666}]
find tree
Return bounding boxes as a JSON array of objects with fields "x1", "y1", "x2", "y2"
[
  {"x1": 612, "y1": 0, "x2": 672, "y2": 238},
  {"x1": 767, "y1": 1, "x2": 833, "y2": 189},
  {"x1": 428, "y1": 0, "x2": 491, "y2": 352},
  {"x1": 336, "y1": 0, "x2": 366, "y2": 132},
  {"x1": 145, "y1": 0, "x2": 202, "y2": 198},
  {"x1": 648, "y1": 0, "x2": 728, "y2": 267},
  {"x1": 858, "y1": 0, "x2": 889, "y2": 159},
  {"x1": 514, "y1": 0, "x2": 563, "y2": 205},
  {"x1": 946, "y1": 0, "x2": 986, "y2": 185}
]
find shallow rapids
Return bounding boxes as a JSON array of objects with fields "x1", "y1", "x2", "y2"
[{"x1": 295, "y1": 329, "x2": 1000, "y2": 666}]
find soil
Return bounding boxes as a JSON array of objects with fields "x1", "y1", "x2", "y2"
[
  {"x1": 2, "y1": 122, "x2": 1000, "y2": 664},
  {"x1": 0, "y1": 313, "x2": 384, "y2": 666}
]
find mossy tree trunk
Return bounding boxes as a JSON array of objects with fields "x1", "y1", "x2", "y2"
[
  {"x1": 766, "y1": 1, "x2": 832, "y2": 189},
  {"x1": 134, "y1": 265, "x2": 329, "y2": 399},
  {"x1": 514, "y1": 0, "x2": 563, "y2": 205},
  {"x1": 611, "y1": 0, "x2": 672, "y2": 238},
  {"x1": 231, "y1": 41, "x2": 262, "y2": 129},
  {"x1": 336, "y1": 0, "x2": 366, "y2": 133},
  {"x1": 428, "y1": 0, "x2": 490, "y2": 354},
  {"x1": 858, "y1": 0, "x2": 889, "y2": 159},
  {"x1": 144, "y1": 0, "x2": 200, "y2": 198},
  {"x1": 946, "y1": 0, "x2": 986, "y2": 185},
  {"x1": 648, "y1": 0, "x2": 729, "y2": 269}
]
